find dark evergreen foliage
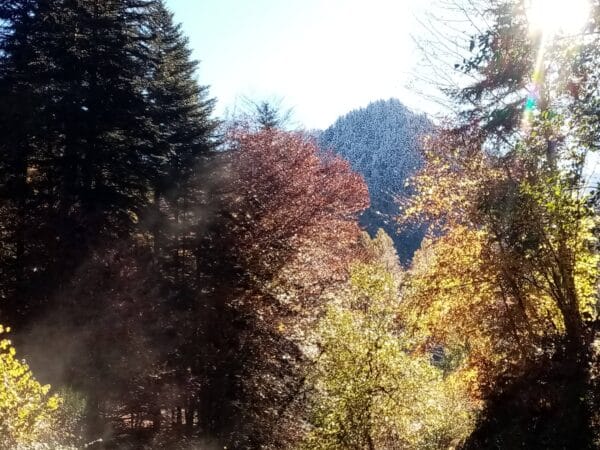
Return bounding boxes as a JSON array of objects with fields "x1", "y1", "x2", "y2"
[
  {"x1": 0, "y1": 0, "x2": 217, "y2": 442},
  {"x1": 0, "y1": 0, "x2": 163, "y2": 325}
]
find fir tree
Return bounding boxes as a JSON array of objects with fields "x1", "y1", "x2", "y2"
[{"x1": 146, "y1": 0, "x2": 217, "y2": 279}]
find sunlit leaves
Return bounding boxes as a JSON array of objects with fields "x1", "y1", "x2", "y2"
[
  {"x1": 303, "y1": 260, "x2": 475, "y2": 450},
  {"x1": 401, "y1": 130, "x2": 502, "y2": 232},
  {"x1": 198, "y1": 127, "x2": 370, "y2": 448},
  {"x1": 225, "y1": 128, "x2": 369, "y2": 284},
  {"x1": 0, "y1": 325, "x2": 63, "y2": 448},
  {"x1": 405, "y1": 1, "x2": 600, "y2": 444}
]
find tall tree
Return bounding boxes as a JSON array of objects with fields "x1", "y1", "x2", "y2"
[
  {"x1": 0, "y1": 1, "x2": 218, "y2": 442},
  {"x1": 195, "y1": 128, "x2": 369, "y2": 448},
  {"x1": 0, "y1": 0, "x2": 50, "y2": 322},
  {"x1": 143, "y1": 1, "x2": 218, "y2": 437},
  {"x1": 0, "y1": 0, "x2": 162, "y2": 325},
  {"x1": 146, "y1": 0, "x2": 217, "y2": 261},
  {"x1": 401, "y1": 0, "x2": 600, "y2": 446}
]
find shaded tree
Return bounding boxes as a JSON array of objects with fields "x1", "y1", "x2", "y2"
[
  {"x1": 196, "y1": 128, "x2": 369, "y2": 448},
  {"x1": 0, "y1": 0, "x2": 160, "y2": 326},
  {"x1": 0, "y1": 1, "x2": 217, "y2": 443}
]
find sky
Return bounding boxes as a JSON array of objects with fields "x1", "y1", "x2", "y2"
[{"x1": 167, "y1": 0, "x2": 435, "y2": 130}]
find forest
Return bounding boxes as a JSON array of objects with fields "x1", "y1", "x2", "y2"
[{"x1": 0, "y1": 0, "x2": 600, "y2": 449}]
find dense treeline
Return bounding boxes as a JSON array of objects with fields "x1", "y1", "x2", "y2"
[
  {"x1": 1, "y1": 0, "x2": 600, "y2": 449},
  {"x1": 0, "y1": 2, "x2": 370, "y2": 447}
]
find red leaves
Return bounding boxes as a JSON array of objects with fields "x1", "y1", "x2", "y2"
[
  {"x1": 224, "y1": 128, "x2": 369, "y2": 282},
  {"x1": 199, "y1": 128, "x2": 370, "y2": 448}
]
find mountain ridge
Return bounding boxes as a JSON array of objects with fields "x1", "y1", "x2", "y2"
[{"x1": 318, "y1": 98, "x2": 429, "y2": 262}]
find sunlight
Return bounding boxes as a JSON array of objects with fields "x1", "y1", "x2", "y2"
[
  {"x1": 522, "y1": 0, "x2": 590, "y2": 132},
  {"x1": 526, "y1": 0, "x2": 590, "y2": 35}
]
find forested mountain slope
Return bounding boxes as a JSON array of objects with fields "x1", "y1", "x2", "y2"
[{"x1": 318, "y1": 99, "x2": 430, "y2": 262}]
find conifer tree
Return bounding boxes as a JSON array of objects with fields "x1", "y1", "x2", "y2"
[
  {"x1": 143, "y1": 1, "x2": 217, "y2": 434},
  {"x1": 0, "y1": 3, "x2": 217, "y2": 438},
  {"x1": 0, "y1": 0, "x2": 218, "y2": 326},
  {"x1": 146, "y1": 0, "x2": 217, "y2": 283}
]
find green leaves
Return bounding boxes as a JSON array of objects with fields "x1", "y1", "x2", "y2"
[{"x1": 302, "y1": 259, "x2": 475, "y2": 450}]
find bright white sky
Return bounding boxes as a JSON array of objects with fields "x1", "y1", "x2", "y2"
[{"x1": 167, "y1": 0, "x2": 436, "y2": 129}]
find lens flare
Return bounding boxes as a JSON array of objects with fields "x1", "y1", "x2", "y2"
[{"x1": 522, "y1": 0, "x2": 589, "y2": 132}]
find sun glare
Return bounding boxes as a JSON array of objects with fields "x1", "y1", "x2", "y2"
[{"x1": 526, "y1": 0, "x2": 590, "y2": 35}]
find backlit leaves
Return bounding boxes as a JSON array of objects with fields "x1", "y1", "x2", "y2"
[{"x1": 0, "y1": 325, "x2": 63, "y2": 448}]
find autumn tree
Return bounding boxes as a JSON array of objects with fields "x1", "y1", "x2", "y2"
[
  {"x1": 0, "y1": 325, "x2": 69, "y2": 449},
  {"x1": 195, "y1": 128, "x2": 369, "y2": 448},
  {"x1": 401, "y1": 0, "x2": 600, "y2": 446},
  {"x1": 303, "y1": 233, "x2": 475, "y2": 450}
]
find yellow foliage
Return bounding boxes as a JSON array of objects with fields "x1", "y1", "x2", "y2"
[
  {"x1": 404, "y1": 226, "x2": 567, "y2": 392},
  {"x1": 0, "y1": 325, "x2": 63, "y2": 448},
  {"x1": 302, "y1": 262, "x2": 476, "y2": 449},
  {"x1": 400, "y1": 129, "x2": 599, "y2": 396},
  {"x1": 401, "y1": 136, "x2": 502, "y2": 232}
]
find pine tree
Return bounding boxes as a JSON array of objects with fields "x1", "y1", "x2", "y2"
[
  {"x1": 0, "y1": 0, "x2": 51, "y2": 322},
  {"x1": 0, "y1": 0, "x2": 163, "y2": 325},
  {"x1": 146, "y1": 0, "x2": 217, "y2": 284},
  {"x1": 143, "y1": 0, "x2": 218, "y2": 434},
  {"x1": 0, "y1": 0, "x2": 220, "y2": 442}
]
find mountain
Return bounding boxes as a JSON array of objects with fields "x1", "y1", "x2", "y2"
[{"x1": 318, "y1": 99, "x2": 429, "y2": 262}]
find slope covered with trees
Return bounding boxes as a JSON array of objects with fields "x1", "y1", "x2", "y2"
[{"x1": 319, "y1": 99, "x2": 429, "y2": 262}]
